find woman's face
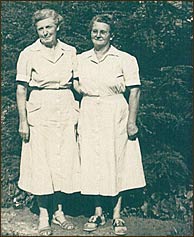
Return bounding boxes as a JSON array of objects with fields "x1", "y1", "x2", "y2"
[
  {"x1": 36, "y1": 17, "x2": 59, "y2": 47},
  {"x1": 91, "y1": 21, "x2": 111, "y2": 49}
]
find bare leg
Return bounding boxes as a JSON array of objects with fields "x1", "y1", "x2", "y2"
[
  {"x1": 52, "y1": 191, "x2": 63, "y2": 214},
  {"x1": 113, "y1": 195, "x2": 122, "y2": 219},
  {"x1": 94, "y1": 195, "x2": 103, "y2": 216},
  {"x1": 39, "y1": 207, "x2": 50, "y2": 228},
  {"x1": 37, "y1": 195, "x2": 52, "y2": 235},
  {"x1": 54, "y1": 203, "x2": 63, "y2": 216},
  {"x1": 52, "y1": 192, "x2": 74, "y2": 230},
  {"x1": 112, "y1": 194, "x2": 127, "y2": 235}
]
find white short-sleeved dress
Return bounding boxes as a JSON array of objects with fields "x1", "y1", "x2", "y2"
[
  {"x1": 16, "y1": 39, "x2": 80, "y2": 195},
  {"x1": 78, "y1": 46, "x2": 146, "y2": 196}
]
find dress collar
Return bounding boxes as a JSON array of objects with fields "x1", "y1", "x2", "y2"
[
  {"x1": 85, "y1": 45, "x2": 119, "y2": 63},
  {"x1": 29, "y1": 39, "x2": 73, "y2": 52},
  {"x1": 29, "y1": 39, "x2": 72, "y2": 63}
]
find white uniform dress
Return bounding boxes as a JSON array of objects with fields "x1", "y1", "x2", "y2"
[
  {"x1": 78, "y1": 46, "x2": 146, "y2": 196},
  {"x1": 16, "y1": 39, "x2": 80, "y2": 195}
]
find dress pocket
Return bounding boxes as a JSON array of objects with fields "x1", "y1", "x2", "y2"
[
  {"x1": 72, "y1": 100, "x2": 80, "y2": 125},
  {"x1": 26, "y1": 101, "x2": 41, "y2": 113},
  {"x1": 116, "y1": 74, "x2": 124, "y2": 79},
  {"x1": 26, "y1": 101, "x2": 41, "y2": 125}
]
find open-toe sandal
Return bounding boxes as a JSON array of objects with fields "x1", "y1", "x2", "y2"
[
  {"x1": 52, "y1": 211, "x2": 74, "y2": 230},
  {"x1": 38, "y1": 216, "x2": 52, "y2": 236},
  {"x1": 83, "y1": 215, "x2": 106, "y2": 232},
  {"x1": 38, "y1": 226, "x2": 52, "y2": 236},
  {"x1": 112, "y1": 218, "x2": 127, "y2": 236}
]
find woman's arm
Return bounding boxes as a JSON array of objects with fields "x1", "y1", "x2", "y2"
[
  {"x1": 16, "y1": 83, "x2": 29, "y2": 142},
  {"x1": 73, "y1": 80, "x2": 82, "y2": 94},
  {"x1": 127, "y1": 86, "x2": 140, "y2": 140}
]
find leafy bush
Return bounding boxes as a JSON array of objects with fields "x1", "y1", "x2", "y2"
[{"x1": 1, "y1": 1, "x2": 192, "y2": 222}]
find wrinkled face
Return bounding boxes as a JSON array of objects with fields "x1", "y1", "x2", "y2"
[
  {"x1": 91, "y1": 21, "x2": 111, "y2": 49},
  {"x1": 36, "y1": 17, "x2": 59, "y2": 47}
]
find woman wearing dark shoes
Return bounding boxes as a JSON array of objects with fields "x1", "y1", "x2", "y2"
[
  {"x1": 74, "y1": 14, "x2": 146, "y2": 235},
  {"x1": 16, "y1": 9, "x2": 80, "y2": 235}
]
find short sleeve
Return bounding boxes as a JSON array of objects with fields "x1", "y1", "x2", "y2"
[
  {"x1": 71, "y1": 47, "x2": 79, "y2": 78},
  {"x1": 121, "y1": 54, "x2": 141, "y2": 86},
  {"x1": 16, "y1": 49, "x2": 32, "y2": 83}
]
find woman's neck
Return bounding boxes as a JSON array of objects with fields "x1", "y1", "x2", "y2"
[
  {"x1": 41, "y1": 40, "x2": 59, "y2": 62},
  {"x1": 41, "y1": 39, "x2": 58, "y2": 49},
  {"x1": 94, "y1": 44, "x2": 111, "y2": 60}
]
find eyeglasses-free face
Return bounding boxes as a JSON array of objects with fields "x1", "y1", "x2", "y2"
[{"x1": 36, "y1": 17, "x2": 59, "y2": 47}]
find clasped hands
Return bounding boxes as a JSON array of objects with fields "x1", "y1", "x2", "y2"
[{"x1": 127, "y1": 122, "x2": 138, "y2": 140}]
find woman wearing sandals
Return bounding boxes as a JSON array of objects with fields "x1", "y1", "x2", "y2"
[
  {"x1": 74, "y1": 14, "x2": 146, "y2": 235},
  {"x1": 16, "y1": 9, "x2": 80, "y2": 235}
]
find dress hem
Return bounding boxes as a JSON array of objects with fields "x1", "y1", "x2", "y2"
[
  {"x1": 80, "y1": 183, "x2": 146, "y2": 196},
  {"x1": 18, "y1": 183, "x2": 81, "y2": 196}
]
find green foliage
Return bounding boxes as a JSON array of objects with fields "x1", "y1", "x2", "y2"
[
  {"x1": 121, "y1": 184, "x2": 193, "y2": 223},
  {"x1": 138, "y1": 65, "x2": 192, "y2": 174},
  {"x1": 144, "y1": 148, "x2": 190, "y2": 192},
  {"x1": 1, "y1": 1, "x2": 192, "y2": 221}
]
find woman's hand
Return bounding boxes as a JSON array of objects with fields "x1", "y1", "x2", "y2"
[
  {"x1": 19, "y1": 120, "x2": 30, "y2": 142},
  {"x1": 127, "y1": 122, "x2": 138, "y2": 140}
]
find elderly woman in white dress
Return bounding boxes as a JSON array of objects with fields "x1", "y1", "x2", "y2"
[
  {"x1": 16, "y1": 9, "x2": 80, "y2": 235},
  {"x1": 74, "y1": 14, "x2": 146, "y2": 235}
]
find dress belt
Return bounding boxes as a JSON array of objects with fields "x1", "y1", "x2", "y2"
[
  {"x1": 27, "y1": 86, "x2": 71, "y2": 100},
  {"x1": 84, "y1": 93, "x2": 123, "y2": 97},
  {"x1": 29, "y1": 85, "x2": 71, "y2": 90}
]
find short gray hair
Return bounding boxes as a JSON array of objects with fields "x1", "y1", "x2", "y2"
[
  {"x1": 89, "y1": 14, "x2": 114, "y2": 34},
  {"x1": 32, "y1": 9, "x2": 63, "y2": 27}
]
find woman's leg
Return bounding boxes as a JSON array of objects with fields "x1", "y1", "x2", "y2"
[
  {"x1": 37, "y1": 194, "x2": 50, "y2": 222},
  {"x1": 94, "y1": 195, "x2": 104, "y2": 216},
  {"x1": 37, "y1": 195, "x2": 52, "y2": 235},
  {"x1": 83, "y1": 195, "x2": 106, "y2": 231},
  {"x1": 52, "y1": 191, "x2": 63, "y2": 214},
  {"x1": 112, "y1": 194, "x2": 122, "y2": 219},
  {"x1": 112, "y1": 193, "x2": 127, "y2": 235},
  {"x1": 52, "y1": 191, "x2": 74, "y2": 230}
]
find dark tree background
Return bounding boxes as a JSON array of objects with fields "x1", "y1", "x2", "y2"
[{"x1": 1, "y1": 1, "x2": 193, "y2": 222}]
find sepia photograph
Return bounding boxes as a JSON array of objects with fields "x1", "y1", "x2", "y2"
[{"x1": 1, "y1": 1, "x2": 193, "y2": 236}]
